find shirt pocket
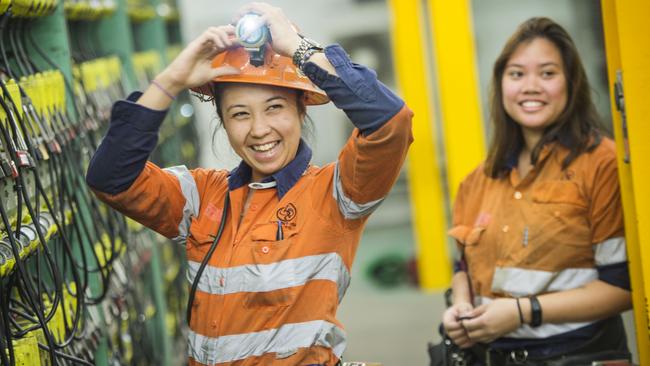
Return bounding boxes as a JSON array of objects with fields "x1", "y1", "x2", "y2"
[
  {"x1": 186, "y1": 216, "x2": 218, "y2": 258},
  {"x1": 528, "y1": 181, "x2": 591, "y2": 264},
  {"x1": 531, "y1": 181, "x2": 588, "y2": 227},
  {"x1": 243, "y1": 222, "x2": 300, "y2": 310}
]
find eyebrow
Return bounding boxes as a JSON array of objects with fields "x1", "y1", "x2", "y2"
[
  {"x1": 225, "y1": 96, "x2": 288, "y2": 112},
  {"x1": 506, "y1": 62, "x2": 561, "y2": 68}
]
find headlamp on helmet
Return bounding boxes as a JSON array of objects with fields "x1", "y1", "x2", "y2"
[{"x1": 235, "y1": 13, "x2": 270, "y2": 67}]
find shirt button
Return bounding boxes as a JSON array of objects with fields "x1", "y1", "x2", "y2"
[
  {"x1": 514, "y1": 191, "x2": 523, "y2": 200},
  {"x1": 211, "y1": 321, "x2": 218, "y2": 328},
  {"x1": 250, "y1": 204, "x2": 259, "y2": 211},
  {"x1": 261, "y1": 246, "x2": 270, "y2": 254},
  {"x1": 502, "y1": 225, "x2": 510, "y2": 233},
  {"x1": 220, "y1": 277, "x2": 225, "y2": 287},
  {"x1": 554, "y1": 211, "x2": 561, "y2": 217}
]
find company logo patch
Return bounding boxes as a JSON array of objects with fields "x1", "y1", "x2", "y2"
[
  {"x1": 204, "y1": 203, "x2": 223, "y2": 222},
  {"x1": 474, "y1": 212, "x2": 491, "y2": 227},
  {"x1": 276, "y1": 203, "x2": 297, "y2": 222}
]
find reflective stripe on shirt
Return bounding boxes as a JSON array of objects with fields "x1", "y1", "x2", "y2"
[
  {"x1": 187, "y1": 320, "x2": 346, "y2": 365},
  {"x1": 594, "y1": 236, "x2": 627, "y2": 266},
  {"x1": 187, "y1": 252, "x2": 351, "y2": 302},
  {"x1": 491, "y1": 266, "x2": 598, "y2": 297},
  {"x1": 333, "y1": 162, "x2": 384, "y2": 220},
  {"x1": 163, "y1": 165, "x2": 200, "y2": 245}
]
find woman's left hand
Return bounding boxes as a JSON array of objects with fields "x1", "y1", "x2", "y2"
[
  {"x1": 234, "y1": 2, "x2": 302, "y2": 58},
  {"x1": 460, "y1": 298, "x2": 521, "y2": 343}
]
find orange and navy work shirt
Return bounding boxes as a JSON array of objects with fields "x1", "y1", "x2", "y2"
[
  {"x1": 449, "y1": 138, "x2": 629, "y2": 350},
  {"x1": 86, "y1": 45, "x2": 413, "y2": 365}
]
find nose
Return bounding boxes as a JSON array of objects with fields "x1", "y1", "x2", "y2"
[
  {"x1": 522, "y1": 75, "x2": 542, "y2": 94},
  {"x1": 249, "y1": 114, "x2": 272, "y2": 138}
]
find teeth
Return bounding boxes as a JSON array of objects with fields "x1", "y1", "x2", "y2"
[
  {"x1": 522, "y1": 101, "x2": 543, "y2": 107},
  {"x1": 251, "y1": 142, "x2": 277, "y2": 152}
]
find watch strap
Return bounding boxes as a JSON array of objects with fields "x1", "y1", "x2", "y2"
[
  {"x1": 529, "y1": 295, "x2": 543, "y2": 327},
  {"x1": 292, "y1": 36, "x2": 323, "y2": 67}
]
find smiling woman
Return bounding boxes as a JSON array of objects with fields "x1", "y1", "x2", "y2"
[
  {"x1": 218, "y1": 84, "x2": 304, "y2": 182},
  {"x1": 85, "y1": 2, "x2": 412, "y2": 365},
  {"x1": 441, "y1": 17, "x2": 632, "y2": 365}
]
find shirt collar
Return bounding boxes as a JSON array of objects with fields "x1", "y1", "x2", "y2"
[
  {"x1": 228, "y1": 139, "x2": 312, "y2": 199},
  {"x1": 505, "y1": 143, "x2": 555, "y2": 169}
]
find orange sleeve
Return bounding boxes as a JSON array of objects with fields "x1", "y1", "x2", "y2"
[
  {"x1": 588, "y1": 145, "x2": 624, "y2": 244},
  {"x1": 336, "y1": 105, "x2": 413, "y2": 206},
  {"x1": 92, "y1": 162, "x2": 220, "y2": 241}
]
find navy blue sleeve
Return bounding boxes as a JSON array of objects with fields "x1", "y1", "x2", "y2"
[
  {"x1": 597, "y1": 262, "x2": 631, "y2": 291},
  {"x1": 85, "y1": 92, "x2": 167, "y2": 194},
  {"x1": 302, "y1": 44, "x2": 405, "y2": 136}
]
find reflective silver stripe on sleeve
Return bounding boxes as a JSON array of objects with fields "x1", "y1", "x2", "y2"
[
  {"x1": 594, "y1": 237, "x2": 627, "y2": 266},
  {"x1": 491, "y1": 266, "x2": 598, "y2": 297},
  {"x1": 188, "y1": 320, "x2": 346, "y2": 364},
  {"x1": 332, "y1": 162, "x2": 384, "y2": 220},
  {"x1": 476, "y1": 296, "x2": 594, "y2": 339},
  {"x1": 163, "y1": 165, "x2": 200, "y2": 245},
  {"x1": 187, "y1": 252, "x2": 351, "y2": 302}
]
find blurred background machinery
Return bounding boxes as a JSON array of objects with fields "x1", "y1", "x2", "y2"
[
  {"x1": 1, "y1": 0, "x2": 194, "y2": 364},
  {"x1": 0, "y1": 0, "x2": 648, "y2": 365}
]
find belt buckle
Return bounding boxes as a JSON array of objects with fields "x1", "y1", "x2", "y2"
[{"x1": 509, "y1": 349, "x2": 529, "y2": 364}]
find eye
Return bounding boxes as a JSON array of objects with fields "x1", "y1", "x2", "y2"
[
  {"x1": 541, "y1": 70, "x2": 556, "y2": 78},
  {"x1": 266, "y1": 103, "x2": 284, "y2": 112},
  {"x1": 507, "y1": 70, "x2": 523, "y2": 79},
  {"x1": 230, "y1": 111, "x2": 249, "y2": 119}
]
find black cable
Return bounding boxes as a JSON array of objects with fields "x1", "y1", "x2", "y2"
[
  {"x1": 0, "y1": 80, "x2": 66, "y2": 327},
  {"x1": 187, "y1": 192, "x2": 230, "y2": 325}
]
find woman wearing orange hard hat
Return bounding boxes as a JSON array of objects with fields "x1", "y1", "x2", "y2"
[{"x1": 86, "y1": 2, "x2": 412, "y2": 365}]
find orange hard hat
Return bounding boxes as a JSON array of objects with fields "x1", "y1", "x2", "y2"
[{"x1": 193, "y1": 45, "x2": 329, "y2": 105}]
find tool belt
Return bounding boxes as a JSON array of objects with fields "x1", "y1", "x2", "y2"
[{"x1": 470, "y1": 316, "x2": 631, "y2": 366}]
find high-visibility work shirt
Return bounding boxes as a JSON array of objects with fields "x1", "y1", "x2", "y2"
[
  {"x1": 86, "y1": 45, "x2": 413, "y2": 365},
  {"x1": 449, "y1": 138, "x2": 629, "y2": 351}
]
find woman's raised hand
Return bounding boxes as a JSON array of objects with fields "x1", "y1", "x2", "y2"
[
  {"x1": 234, "y1": 2, "x2": 302, "y2": 58},
  {"x1": 156, "y1": 25, "x2": 241, "y2": 95}
]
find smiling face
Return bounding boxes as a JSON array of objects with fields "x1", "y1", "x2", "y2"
[
  {"x1": 502, "y1": 37, "x2": 568, "y2": 142},
  {"x1": 220, "y1": 83, "x2": 304, "y2": 182}
]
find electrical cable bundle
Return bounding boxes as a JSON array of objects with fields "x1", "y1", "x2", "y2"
[{"x1": 1, "y1": 1, "x2": 194, "y2": 364}]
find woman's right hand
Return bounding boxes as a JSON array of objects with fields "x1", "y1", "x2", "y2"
[
  {"x1": 442, "y1": 302, "x2": 475, "y2": 348},
  {"x1": 155, "y1": 25, "x2": 241, "y2": 96}
]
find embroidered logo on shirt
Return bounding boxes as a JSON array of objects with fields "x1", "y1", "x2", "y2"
[
  {"x1": 276, "y1": 203, "x2": 297, "y2": 222},
  {"x1": 474, "y1": 212, "x2": 491, "y2": 227},
  {"x1": 204, "y1": 203, "x2": 223, "y2": 222}
]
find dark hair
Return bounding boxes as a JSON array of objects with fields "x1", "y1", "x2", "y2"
[
  {"x1": 485, "y1": 17, "x2": 602, "y2": 178},
  {"x1": 208, "y1": 82, "x2": 314, "y2": 154}
]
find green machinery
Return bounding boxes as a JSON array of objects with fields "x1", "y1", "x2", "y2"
[{"x1": 0, "y1": 0, "x2": 195, "y2": 364}]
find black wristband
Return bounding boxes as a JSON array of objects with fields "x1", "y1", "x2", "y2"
[
  {"x1": 515, "y1": 297, "x2": 524, "y2": 326},
  {"x1": 529, "y1": 295, "x2": 542, "y2": 327}
]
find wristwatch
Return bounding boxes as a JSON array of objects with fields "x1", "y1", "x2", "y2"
[
  {"x1": 292, "y1": 35, "x2": 323, "y2": 68},
  {"x1": 529, "y1": 295, "x2": 543, "y2": 327}
]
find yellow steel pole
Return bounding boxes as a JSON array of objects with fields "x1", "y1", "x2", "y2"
[
  {"x1": 427, "y1": 0, "x2": 485, "y2": 202},
  {"x1": 601, "y1": 0, "x2": 650, "y2": 362},
  {"x1": 388, "y1": 0, "x2": 451, "y2": 290}
]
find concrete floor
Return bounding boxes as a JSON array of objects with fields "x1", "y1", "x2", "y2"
[{"x1": 337, "y1": 220, "x2": 640, "y2": 365}]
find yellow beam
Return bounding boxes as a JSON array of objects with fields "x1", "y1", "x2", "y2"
[
  {"x1": 427, "y1": 0, "x2": 485, "y2": 201},
  {"x1": 388, "y1": 0, "x2": 451, "y2": 290},
  {"x1": 601, "y1": 0, "x2": 650, "y2": 362}
]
